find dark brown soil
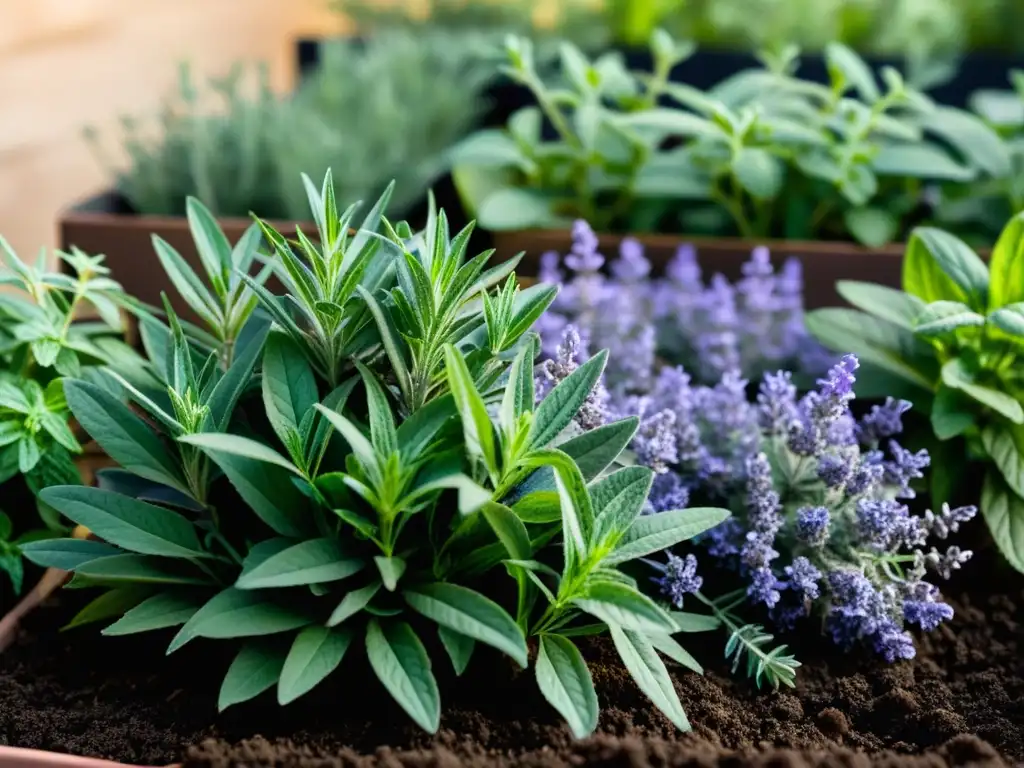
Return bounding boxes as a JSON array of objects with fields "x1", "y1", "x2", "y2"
[{"x1": 1, "y1": 576, "x2": 1021, "y2": 768}]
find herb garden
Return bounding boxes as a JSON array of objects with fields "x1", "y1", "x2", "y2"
[{"x1": 2, "y1": 2, "x2": 1024, "y2": 766}]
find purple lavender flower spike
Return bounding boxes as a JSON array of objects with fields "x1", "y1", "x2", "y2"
[
  {"x1": 816, "y1": 454, "x2": 851, "y2": 489},
  {"x1": 883, "y1": 441, "x2": 930, "y2": 499},
  {"x1": 645, "y1": 471, "x2": 690, "y2": 514},
  {"x1": 782, "y1": 556, "x2": 821, "y2": 600},
  {"x1": 634, "y1": 407, "x2": 679, "y2": 474},
  {"x1": 539, "y1": 250, "x2": 563, "y2": 285},
  {"x1": 565, "y1": 220, "x2": 604, "y2": 272},
  {"x1": 756, "y1": 371, "x2": 798, "y2": 434},
  {"x1": 922, "y1": 503, "x2": 977, "y2": 540},
  {"x1": 652, "y1": 552, "x2": 703, "y2": 608},
  {"x1": 796, "y1": 506, "x2": 830, "y2": 547},
  {"x1": 902, "y1": 581, "x2": 954, "y2": 631},
  {"x1": 666, "y1": 242, "x2": 701, "y2": 288},
  {"x1": 859, "y1": 398, "x2": 912, "y2": 444},
  {"x1": 611, "y1": 237, "x2": 651, "y2": 281}
]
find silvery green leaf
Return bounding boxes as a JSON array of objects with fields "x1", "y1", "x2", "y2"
[
  {"x1": 871, "y1": 143, "x2": 975, "y2": 182},
  {"x1": 924, "y1": 106, "x2": 1012, "y2": 178},
  {"x1": 648, "y1": 633, "x2": 703, "y2": 674},
  {"x1": 590, "y1": 466, "x2": 653, "y2": 546},
  {"x1": 825, "y1": 42, "x2": 879, "y2": 102},
  {"x1": 19, "y1": 538, "x2": 121, "y2": 571},
  {"x1": 218, "y1": 640, "x2": 287, "y2": 712},
  {"x1": 438, "y1": 626, "x2": 475, "y2": 676},
  {"x1": 983, "y1": 425, "x2": 1024, "y2": 499},
  {"x1": 262, "y1": 332, "x2": 319, "y2": 448},
  {"x1": 328, "y1": 580, "x2": 382, "y2": 626},
  {"x1": 180, "y1": 433, "x2": 301, "y2": 475},
  {"x1": 835, "y1": 282, "x2": 926, "y2": 330},
  {"x1": 448, "y1": 129, "x2": 534, "y2": 172},
  {"x1": 981, "y1": 471, "x2": 1024, "y2": 574},
  {"x1": 375, "y1": 555, "x2": 407, "y2": 592},
  {"x1": 572, "y1": 581, "x2": 676, "y2": 634},
  {"x1": 169, "y1": 588, "x2": 310, "y2": 653},
  {"x1": 476, "y1": 188, "x2": 569, "y2": 231},
  {"x1": 990, "y1": 305, "x2": 1024, "y2": 337},
  {"x1": 670, "y1": 611, "x2": 721, "y2": 633},
  {"x1": 913, "y1": 301, "x2": 986, "y2": 336},
  {"x1": 278, "y1": 625, "x2": 354, "y2": 704},
  {"x1": 609, "y1": 625, "x2": 690, "y2": 731},
  {"x1": 236, "y1": 538, "x2": 365, "y2": 589},
  {"x1": 931, "y1": 385, "x2": 976, "y2": 440},
  {"x1": 941, "y1": 358, "x2": 1024, "y2": 424},
  {"x1": 530, "y1": 349, "x2": 607, "y2": 450},
  {"x1": 987, "y1": 212, "x2": 1024, "y2": 310},
  {"x1": 186, "y1": 197, "x2": 233, "y2": 296},
  {"x1": 843, "y1": 207, "x2": 898, "y2": 248},
  {"x1": 443, "y1": 345, "x2": 499, "y2": 477},
  {"x1": 605, "y1": 507, "x2": 730, "y2": 566},
  {"x1": 72, "y1": 554, "x2": 212, "y2": 585},
  {"x1": 732, "y1": 147, "x2": 783, "y2": 199},
  {"x1": 102, "y1": 592, "x2": 203, "y2": 636},
  {"x1": 556, "y1": 417, "x2": 639, "y2": 482},
  {"x1": 365, "y1": 620, "x2": 440, "y2": 733},
  {"x1": 535, "y1": 634, "x2": 598, "y2": 739}
]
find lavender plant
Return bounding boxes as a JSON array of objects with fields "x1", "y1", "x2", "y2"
[{"x1": 534, "y1": 220, "x2": 830, "y2": 387}]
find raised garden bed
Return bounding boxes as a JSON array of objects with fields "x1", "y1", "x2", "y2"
[{"x1": 1, "y1": 562, "x2": 1020, "y2": 767}]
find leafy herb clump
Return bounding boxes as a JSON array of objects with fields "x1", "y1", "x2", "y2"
[
  {"x1": 450, "y1": 30, "x2": 1006, "y2": 246},
  {"x1": 807, "y1": 213, "x2": 1024, "y2": 573},
  {"x1": 0, "y1": 243, "x2": 144, "y2": 592},
  {"x1": 25, "y1": 172, "x2": 729, "y2": 735}
]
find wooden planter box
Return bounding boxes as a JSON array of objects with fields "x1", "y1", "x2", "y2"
[
  {"x1": 494, "y1": 229, "x2": 908, "y2": 309},
  {"x1": 59, "y1": 191, "x2": 307, "y2": 326}
]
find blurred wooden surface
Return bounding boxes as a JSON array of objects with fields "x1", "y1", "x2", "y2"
[{"x1": 0, "y1": 0, "x2": 345, "y2": 262}]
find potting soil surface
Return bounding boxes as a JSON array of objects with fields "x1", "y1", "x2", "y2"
[{"x1": 1, "y1": 576, "x2": 1021, "y2": 768}]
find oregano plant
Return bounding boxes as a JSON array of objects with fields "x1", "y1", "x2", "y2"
[{"x1": 24, "y1": 171, "x2": 730, "y2": 735}]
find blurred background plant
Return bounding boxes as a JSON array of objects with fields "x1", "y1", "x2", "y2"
[{"x1": 85, "y1": 27, "x2": 497, "y2": 221}]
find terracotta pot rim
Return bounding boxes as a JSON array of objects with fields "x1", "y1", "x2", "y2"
[{"x1": 0, "y1": 746, "x2": 177, "y2": 768}]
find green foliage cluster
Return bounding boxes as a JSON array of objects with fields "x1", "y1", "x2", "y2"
[
  {"x1": 86, "y1": 30, "x2": 492, "y2": 221},
  {"x1": 0, "y1": 243, "x2": 145, "y2": 592},
  {"x1": 450, "y1": 31, "x2": 1009, "y2": 246},
  {"x1": 807, "y1": 213, "x2": 1024, "y2": 573},
  {"x1": 23, "y1": 172, "x2": 729, "y2": 735}
]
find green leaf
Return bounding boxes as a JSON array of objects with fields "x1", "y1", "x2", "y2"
[
  {"x1": 511, "y1": 490, "x2": 562, "y2": 523},
  {"x1": 313, "y1": 406, "x2": 378, "y2": 480},
  {"x1": 931, "y1": 385, "x2": 976, "y2": 440},
  {"x1": 648, "y1": 633, "x2": 703, "y2": 674},
  {"x1": 843, "y1": 207, "x2": 898, "y2": 247},
  {"x1": 103, "y1": 592, "x2": 203, "y2": 636},
  {"x1": 804, "y1": 309, "x2": 939, "y2": 390},
  {"x1": 825, "y1": 42, "x2": 879, "y2": 101},
  {"x1": 476, "y1": 187, "x2": 567, "y2": 231},
  {"x1": 590, "y1": 466, "x2": 653, "y2": 545},
  {"x1": 186, "y1": 196, "x2": 233, "y2": 291},
  {"x1": 535, "y1": 634, "x2": 599, "y2": 739},
  {"x1": 903, "y1": 227, "x2": 989, "y2": 309},
  {"x1": 531, "y1": 350, "x2": 608, "y2": 450},
  {"x1": 218, "y1": 641, "x2": 287, "y2": 712},
  {"x1": 605, "y1": 507, "x2": 730, "y2": 565},
  {"x1": 404, "y1": 582, "x2": 527, "y2": 667},
  {"x1": 481, "y1": 501, "x2": 532, "y2": 560},
  {"x1": 168, "y1": 588, "x2": 310, "y2": 653},
  {"x1": 355, "y1": 362, "x2": 398, "y2": 458},
  {"x1": 941, "y1": 358, "x2": 1024, "y2": 424},
  {"x1": 235, "y1": 538, "x2": 365, "y2": 589},
  {"x1": 150, "y1": 235, "x2": 222, "y2": 328},
  {"x1": 64, "y1": 380, "x2": 187, "y2": 493},
  {"x1": 926, "y1": 106, "x2": 1012, "y2": 178},
  {"x1": 609, "y1": 625, "x2": 690, "y2": 731},
  {"x1": 38, "y1": 486, "x2": 205, "y2": 558},
  {"x1": 572, "y1": 581, "x2": 677, "y2": 634},
  {"x1": 989, "y1": 304, "x2": 1024, "y2": 337},
  {"x1": 981, "y1": 471, "x2": 1024, "y2": 574},
  {"x1": 982, "y1": 425, "x2": 1024, "y2": 499},
  {"x1": 278, "y1": 625, "x2": 355, "y2": 704},
  {"x1": 448, "y1": 129, "x2": 533, "y2": 171},
  {"x1": 913, "y1": 301, "x2": 986, "y2": 336},
  {"x1": 395, "y1": 394, "x2": 456, "y2": 464},
  {"x1": 520, "y1": 450, "x2": 594, "y2": 567},
  {"x1": 732, "y1": 147, "x2": 783, "y2": 199},
  {"x1": 375, "y1": 555, "x2": 407, "y2": 592},
  {"x1": 988, "y1": 211, "x2": 1024, "y2": 310},
  {"x1": 185, "y1": 446, "x2": 310, "y2": 538},
  {"x1": 500, "y1": 343, "x2": 535, "y2": 436},
  {"x1": 835, "y1": 281, "x2": 926, "y2": 330},
  {"x1": 557, "y1": 417, "x2": 639, "y2": 481},
  {"x1": 179, "y1": 433, "x2": 301, "y2": 475},
  {"x1": 870, "y1": 143, "x2": 975, "y2": 182},
  {"x1": 207, "y1": 320, "x2": 269, "y2": 430},
  {"x1": 670, "y1": 611, "x2": 721, "y2": 633},
  {"x1": 63, "y1": 585, "x2": 152, "y2": 630},
  {"x1": 443, "y1": 345, "x2": 498, "y2": 476},
  {"x1": 437, "y1": 626, "x2": 476, "y2": 676},
  {"x1": 356, "y1": 287, "x2": 413, "y2": 407},
  {"x1": 19, "y1": 538, "x2": 120, "y2": 570},
  {"x1": 262, "y1": 332, "x2": 319, "y2": 448},
  {"x1": 365, "y1": 620, "x2": 441, "y2": 733},
  {"x1": 327, "y1": 580, "x2": 382, "y2": 626},
  {"x1": 73, "y1": 554, "x2": 211, "y2": 585}
]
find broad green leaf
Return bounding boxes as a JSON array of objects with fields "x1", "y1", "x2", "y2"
[
  {"x1": 404, "y1": 582, "x2": 527, "y2": 667},
  {"x1": 168, "y1": 587, "x2": 310, "y2": 653},
  {"x1": 500, "y1": 343, "x2": 535, "y2": 436},
  {"x1": 825, "y1": 42, "x2": 879, "y2": 101},
  {"x1": 19, "y1": 538, "x2": 120, "y2": 571},
  {"x1": 437, "y1": 626, "x2": 476, "y2": 676},
  {"x1": 404, "y1": 471, "x2": 490, "y2": 516},
  {"x1": 913, "y1": 301, "x2": 986, "y2": 336},
  {"x1": 990, "y1": 304, "x2": 1024, "y2": 337},
  {"x1": 278, "y1": 625, "x2": 355, "y2": 704},
  {"x1": 63, "y1": 585, "x2": 152, "y2": 630},
  {"x1": 871, "y1": 143, "x2": 975, "y2": 182},
  {"x1": 186, "y1": 196, "x2": 233, "y2": 290},
  {"x1": 530, "y1": 350, "x2": 608, "y2": 449},
  {"x1": 236, "y1": 538, "x2": 365, "y2": 589},
  {"x1": 941, "y1": 358, "x2": 1024, "y2": 424},
  {"x1": 150, "y1": 235, "x2": 222, "y2": 328},
  {"x1": 982, "y1": 425, "x2": 1024, "y2": 499},
  {"x1": 981, "y1": 471, "x2": 1024, "y2": 574},
  {"x1": 670, "y1": 611, "x2": 721, "y2": 633},
  {"x1": 535, "y1": 634, "x2": 599, "y2": 739},
  {"x1": 375, "y1": 555, "x2": 407, "y2": 591},
  {"x1": 328, "y1": 580, "x2": 382, "y2": 626},
  {"x1": 73, "y1": 554, "x2": 211, "y2": 585},
  {"x1": 443, "y1": 345, "x2": 498, "y2": 476},
  {"x1": 648, "y1": 633, "x2": 703, "y2": 674},
  {"x1": 355, "y1": 362, "x2": 398, "y2": 458},
  {"x1": 835, "y1": 281, "x2": 926, "y2": 330},
  {"x1": 103, "y1": 592, "x2": 203, "y2": 636},
  {"x1": 843, "y1": 207, "x2": 898, "y2": 248},
  {"x1": 365, "y1": 620, "x2": 441, "y2": 733},
  {"x1": 732, "y1": 147, "x2": 783, "y2": 199},
  {"x1": 179, "y1": 433, "x2": 301, "y2": 475},
  {"x1": 64, "y1": 380, "x2": 187, "y2": 493},
  {"x1": 804, "y1": 308, "x2": 939, "y2": 390},
  {"x1": 481, "y1": 501, "x2": 532, "y2": 560},
  {"x1": 572, "y1": 581, "x2": 677, "y2": 634},
  {"x1": 187, "y1": 447, "x2": 310, "y2": 537},
  {"x1": 590, "y1": 466, "x2": 653, "y2": 545},
  {"x1": 262, "y1": 332, "x2": 319, "y2": 447},
  {"x1": 313, "y1": 405, "x2": 378, "y2": 479},
  {"x1": 926, "y1": 106, "x2": 1012, "y2": 178},
  {"x1": 520, "y1": 450, "x2": 593, "y2": 566},
  {"x1": 219, "y1": 641, "x2": 287, "y2": 712},
  {"x1": 903, "y1": 227, "x2": 989, "y2": 310},
  {"x1": 988, "y1": 211, "x2": 1024, "y2": 310},
  {"x1": 476, "y1": 187, "x2": 569, "y2": 232},
  {"x1": 395, "y1": 394, "x2": 456, "y2": 464},
  {"x1": 207, "y1": 320, "x2": 269, "y2": 430},
  {"x1": 447, "y1": 128, "x2": 533, "y2": 171},
  {"x1": 605, "y1": 507, "x2": 730, "y2": 565},
  {"x1": 610, "y1": 625, "x2": 690, "y2": 731},
  {"x1": 38, "y1": 486, "x2": 205, "y2": 558},
  {"x1": 557, "y1": 417, "x2": 639, "y2": 481},
  {"x1": 511, "y1": 490, "x2": 562, "y2": 523},
  {"x1": 931, "y1": 385, "x2": 976, "y2": 440}
]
